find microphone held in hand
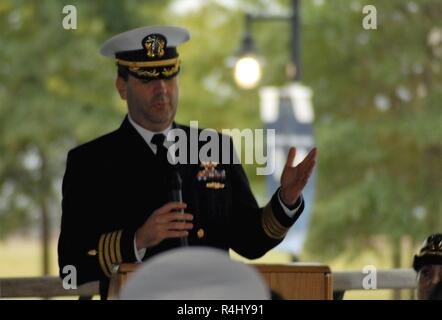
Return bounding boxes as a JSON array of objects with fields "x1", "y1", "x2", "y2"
[{"x1": 169, "y1": 170, "x2": 188, "y2": 247}]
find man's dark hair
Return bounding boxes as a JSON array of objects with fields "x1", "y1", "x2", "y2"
[{"x1": 117, "y1": 65, "x2": 129, "y2": 81}]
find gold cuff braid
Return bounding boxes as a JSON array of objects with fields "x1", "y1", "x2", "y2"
[
  {"x1": 98, "y1": 230, "x2": 123, "y2": 277},
  {"x1": 261, "y1": 202, "x2": 289, "y2": 240}
]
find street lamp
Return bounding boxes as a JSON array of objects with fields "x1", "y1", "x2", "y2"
[
  {"x1": 233, "y1": 20, "x2": 263, "y2": 89},
  {"x1": 233, "y1": 55, "x2": 262, "y2": 89},
  {"x1": 233, "y1": 0, "x2": 301, "y2": 89}
]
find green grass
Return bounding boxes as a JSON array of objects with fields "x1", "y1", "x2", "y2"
[{"x1": 0, "y1": 239, "x2": 59, "y2": 277}]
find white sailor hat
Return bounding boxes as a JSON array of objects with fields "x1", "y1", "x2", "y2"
[
  {"x1": 118, "y1": 247, "x2": 271, "y2": 300},
  {"x1": 100, "y1": 26, "x2": 190, "y2": 80}
]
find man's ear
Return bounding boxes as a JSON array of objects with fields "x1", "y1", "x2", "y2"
[{"x1": 116, "y1": 77, "x2": 127, "y2": 100}]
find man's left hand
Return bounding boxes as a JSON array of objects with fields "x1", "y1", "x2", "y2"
[{"x1": 280, "y1": 147, "x2": 317, "y2": 207}]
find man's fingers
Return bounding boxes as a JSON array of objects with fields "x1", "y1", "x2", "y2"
[
  {"x1": 298, "y1": 158, "x2": 316, "y2": 181},
  {"x1": 303, "y1": 162, "x2": 315, "y2": 182},
  {"x1": 285, "y1": 147, "x2": 297, "y2": 169},
  {"x1": 155, "y1": 202, "x2": 187, "y2": 215},
  {"x1": 307, "y1": 147, "x2": 317, "y2": 161},
  {"x1": 157, "y1": 212, "x2": 193, "y2": 223},
  {"x1": 286, "y1": 156, "x2": 315, "y2": 189},
  {"x1": 304, "y1": 156, "x2": 316, "y2": 174},
  {"x1": 303, "y1": 147, "x2": 317, "y2": 165},
  {"x1": 165, "y1": 230, "x2": 189, "y2": 238},
  {"x1": 299, "y1": 159, "x2": 316, "y2": 184},
  {"x1": 297, "y1": 147, "x2": 317, "y2": 170},
  {"x1": 286, "y1": 147, "x2": 317, "y2": 171},
  {"x1": 167, "y1": 221, "x2": 194, "y2": 231}
]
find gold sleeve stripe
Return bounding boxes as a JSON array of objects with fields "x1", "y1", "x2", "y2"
[
  {"x1": 116, "y1": 58, "x2": 180, "y2": 68},
  {"x1": 103, "y1": 233, "x2": 113, "y2": 276},
  {"x1": 109, "y1": 231, "x2": 117, "y2": 264},
  {"x1": 98, "y1": 234, "x2": 111, "y2": 278},
  {"x1": 266, "y1": 204, "x2": 288, "y2": 234},
  {"x1": 261, "y1": 203, "x2": 288, "y2": 240},
  {"x1": 115, "y1": 230, "x2": 123, "y2": 263},
  {"x1": 267, "y1": 212, "x2": 288, "y2": 238},
  {"x1": 267, "y1": 212, "x2": 287, "y2": 235}
]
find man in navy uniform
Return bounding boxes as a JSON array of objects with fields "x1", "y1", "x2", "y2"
[{"x1": 58, "y1": 26, "x2": 317, "y2": 299}]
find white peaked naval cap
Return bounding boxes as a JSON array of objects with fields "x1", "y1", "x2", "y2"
[
  {"x1": 119, "y1": 247, "x2": 271, "y2": 300},
  {"x1": 100, "y1": 25, "x2": 190, "y2": 56},
  {"x1": 100, "y1": 25, "x2": 190, "y2": 81}
]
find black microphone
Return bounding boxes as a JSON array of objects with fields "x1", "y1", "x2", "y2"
[{"x1": 169, "y1": 170, "x2": 188, "y2": 247}]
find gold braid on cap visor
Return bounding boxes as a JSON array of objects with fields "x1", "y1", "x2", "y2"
[
  {"x1": 116, "y1": 58, "x2": 181, "y2": 78},
  {"x1": 418, "y1": 250, "x2": 442, "y2": 257},
  {"x1": 416, "y1": 236, "x2": 442, "y2": 257}
]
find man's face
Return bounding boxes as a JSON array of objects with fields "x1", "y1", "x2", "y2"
[
  {"x1": 416, "y1": 264, "x2": 442, "y2": 300},
  {"x1": 118, "y1": 75, "x2": 179, "y2": 131}
]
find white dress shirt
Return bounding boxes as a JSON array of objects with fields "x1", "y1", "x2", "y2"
[
  {"x1": 128, "y1": 115, "x2": 172, "y2": 262},
  {"x1": 127, "y1": 114, "x2": 302, "y2": 262}
]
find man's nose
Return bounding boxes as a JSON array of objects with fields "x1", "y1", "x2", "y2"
[{"x1": 153, "y1": 79, "x2": 168, "y2": 93}]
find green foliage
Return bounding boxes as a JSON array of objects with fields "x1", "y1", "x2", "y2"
[
  {"x1": 302, "y1": 0, "x2": 442, "y2": 263},
  {"x1": 0, "y1": 0, "x2": 167, "y2": 237},
  {"x1": 0, "y1": 0, "x2": 440, "y2": 271}
]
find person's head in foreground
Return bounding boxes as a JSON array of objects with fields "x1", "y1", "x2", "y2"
[
  {"x1": 413, "y1": 233, "x2": 442, "y2": 300},
  {"x1": 118, "y1": 247, "x2": 271, "y2": 300}
]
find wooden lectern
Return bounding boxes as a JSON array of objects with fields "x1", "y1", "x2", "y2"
[{"x1": 109, "y1": 263, "x2": 333, "y2": 300}]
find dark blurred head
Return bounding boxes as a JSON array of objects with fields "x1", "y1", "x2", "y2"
[{"x1": 413, "y1": 233, "x2": 442, "y2": 300}]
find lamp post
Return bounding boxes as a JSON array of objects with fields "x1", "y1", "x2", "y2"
[
  {"x1": 233, "y1": 0, "x2": 301, "y2": 88},
  {"x1": 233, "y1": 0, "x2": 316, "y2": 259},
  {"x1": 233, "y1": 14, "x2": 262, "y2": 89},
  {"x1": 290, "y1": 0, "x2": 301, "y2": 82}
]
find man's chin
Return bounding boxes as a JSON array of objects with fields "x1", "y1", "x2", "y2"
[
  {"x1": 147, "y1": 114, "x2": 173, "y2": 127},
  {"x1": 142, "y1": 107, "x2": 175, "y2": 127}
]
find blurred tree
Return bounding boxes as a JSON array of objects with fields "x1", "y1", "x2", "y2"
[
  {"x1": 301, "y1": 0, "x2": 442, "y2": 280},
  {"x1": 0, "y1": 0, "x2": 168, "y2": 275}
]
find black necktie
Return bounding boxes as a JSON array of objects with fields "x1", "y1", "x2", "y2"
[
  {"x1": 151, "y1": 133, "x2": 169, "y2": 165},
  {"x1": 152, "y1": 134, "x2": 175, "y2": 199}
]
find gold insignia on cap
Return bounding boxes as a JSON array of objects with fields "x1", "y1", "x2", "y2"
[
  {"x1": 143, "y1": 34, "x2": 166, "y2": 58},
  {"x1": 87, "y1": 249, "x2": 97, "y2": 256},
  {"x1": 162, "y1": 64, "x2": 180, "y2": 77},
  {"x1": 129, "y1": 67, "x2": 160, "y2": 78},
  {"x1": 417, "y1": 235, "x2": 442, "y2": 257},
  {"x1": 197, "y1": 228, "x2": 205, "y2": 239}
]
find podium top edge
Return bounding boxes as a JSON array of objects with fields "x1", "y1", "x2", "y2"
[{"x1": 116, "y1": 263, "x2": 331, "y2": 274}]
